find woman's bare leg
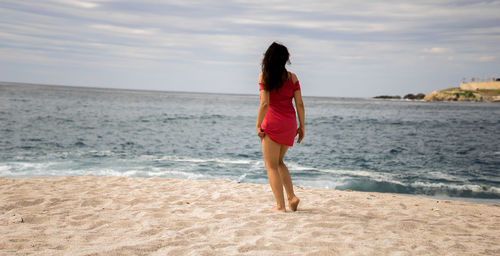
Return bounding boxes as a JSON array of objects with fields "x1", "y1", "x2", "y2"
[
  {"x1": 278, "y1": 145, "x2": 300, "y2": 211},
  {"x1": 262, "y1": 136, "x2": 286, "y2": 212}
]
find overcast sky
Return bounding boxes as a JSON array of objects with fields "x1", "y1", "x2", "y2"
[{"x1": 1, "y1": 0, "x2": 499, "y2": 97}]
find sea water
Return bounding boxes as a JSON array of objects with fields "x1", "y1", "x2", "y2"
[{"x1": 1, "y1": 82, "x2": 499, "y2": 203}]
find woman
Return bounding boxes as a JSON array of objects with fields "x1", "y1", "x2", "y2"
[{"x1": 256, "y1": 42, "x2": 305, "y2": 212}]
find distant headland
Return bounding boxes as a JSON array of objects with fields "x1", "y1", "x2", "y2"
[
  {"x1": 374, "y1": 78, "x2": 500, "y2": 102},
  {"x1": 373, "y1": 93, "x2": 425, "y2": 100}
]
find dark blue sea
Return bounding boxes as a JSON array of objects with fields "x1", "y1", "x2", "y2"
[{"x1": 1, "y1": 82, "x2": 499, "y2": 203}]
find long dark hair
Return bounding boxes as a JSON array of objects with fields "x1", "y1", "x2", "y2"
[{"x1": 261, "y1": 42, "x2": 290, "y2": 91}]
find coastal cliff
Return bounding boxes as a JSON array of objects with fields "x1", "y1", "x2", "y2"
[
  {"x1": 424, "y1": 80, "x2": 500, "y2": 102},
  {"x1": 424, "y1": 88, "x2": 500, "y2": 102},
  {"x1": 374, "y1": 80, "x2": 500, "y2": 102}
]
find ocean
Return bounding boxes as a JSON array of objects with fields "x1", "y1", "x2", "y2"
[{"x1": 1, "y1": 82, "x2": 499, "y2": 203}]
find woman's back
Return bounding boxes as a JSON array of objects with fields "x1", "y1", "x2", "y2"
[
  {"x1": 259, "y1": 72, "x2": 301, "y2": 147},
  {"x1": 260, "y1": 73, "x2": 300, "y2": 113}
]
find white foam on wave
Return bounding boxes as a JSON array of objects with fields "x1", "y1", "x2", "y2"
[
  {"x1": 425, "y1": 171, "x2": 468, "y2": 182},
  {"x1": 0, "y1": 165, "x2": 11, "y2": 175},
  {"x1": 0, "y1": 162, "x2": 64, "y2": 177},
  {"x1": 325, "y1": 169, "x2": 403, "y2": 185},
  {"x1": 236, "y1": 173, "x2": 247, "y2": 182},
  {"x1": 66, "y1": 167, "x2": 207, "y2": 180},
  {"x1": 245, "y1": 161, "x2": 265, "y2": 173},
  {"x1": 286, "y1": 162, "x2": 406, "y2": 186},
  {"x1": 294, "y1": 179, "x2": 347, "y2": 190},
  {"x1": 3, "y1": 162, "x2": 53, "y2": 169},
  {"x1": 0, "y1": 162, "x2": 71, "y2": 177},
  {"x1": 84, "y1": 168, "x2": 135, "y2": 177},
  {"x1": 0, "y1": 164, "x2": 10, "y2": 171},
  {"x1": 290, "y1": 167, "x2": 407, "y2": 189},
  {"x1": 0, "y1": 161, "x2": 209, "y2": 180},
  {"x1": 149, "y1": 167, "x2": 206, "y2": 179},
  {"x1": 158, "y1": 155, "x2": 252, "y2": 165},
  {"x1": 3, "y1": 159, "x2": 498, "y2": 199},
  {"x1": 411, "y1": 181, "x2": 500, "y2": 194},
  {"x1": 69, "y1": 168, "x2": 207, "y2": 180},
  {"x1": 286, "y1": 162, "x2": 318, "y2": 171}
]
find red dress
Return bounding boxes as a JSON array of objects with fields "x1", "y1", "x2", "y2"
[{"x1": 259, "y1": 73, "x2": 301, "y2": 146}]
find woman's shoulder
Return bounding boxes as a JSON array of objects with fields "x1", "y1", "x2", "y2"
[
  {"x1": 289, "y1": 72, "x2": 298, "y2": 84},
  {"x1": 258, "y1": 73, "x2": 263, "y2": 83}
]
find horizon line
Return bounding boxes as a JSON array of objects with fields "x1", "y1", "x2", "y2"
[{"x1": 0, "y1": 80, "x2": 370, "y2": 100}]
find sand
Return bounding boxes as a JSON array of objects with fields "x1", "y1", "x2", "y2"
[{"x1": 0, "y1": 175, "x2": 499, "y2": 255}]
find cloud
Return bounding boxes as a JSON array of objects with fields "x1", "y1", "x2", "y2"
[
  {"x1": 478, "y1": 56, "x2": 495, "y2": 62},
  {"x1": 0, "y1": 0, "x2": 499, "y2": 96},
  {"x1": 423, "y1": 47, "x2": 452, "y2": 54},
  {"x1": 51, "y1": 0, "x2": 100, "y2": 9},
  {"x1": 90, "y1": 24, "x2": 156, "y2": 35}
]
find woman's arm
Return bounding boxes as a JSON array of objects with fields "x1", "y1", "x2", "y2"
[
  {"x1": 293, "y1": 87, "x2": 305, "y2": 143},
  {"x1": 256, "y1": 90, "x2": 269, "y2": 137},
  {"x1": 256, "y1": 74, "x2": 269, "y2": 138}
]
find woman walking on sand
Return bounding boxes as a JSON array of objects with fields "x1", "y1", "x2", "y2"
[{"x1": 256, "y1": 42, "x2": 305, "y2": 212}]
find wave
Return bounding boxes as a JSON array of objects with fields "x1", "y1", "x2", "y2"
[
  {"x1": 1, "y1": 157, "x2": 498, "y2": 200},
  {"x1": 0, "y1": 163, "x2": 207, "y2": 180},
  {"x1": 410, "y1": 181, "x2": 500, "y2": 195},
  {"x1": 316, "y1": 168, "x2": 404, "y2": 185},
  {"x1": 278, "y1": 163, "x2": 500, "y2": 199},
  {"x1": 286, "y1": 162, "x2": 317, "y2": 171},
  {"x1": 158, "y1": 155, "x2": 252, "y2": 165}
]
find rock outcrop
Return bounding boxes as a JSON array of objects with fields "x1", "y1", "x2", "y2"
[
  {"x1": 403, "y1": 93, "x2": 425, "y2": 100},
  {"x1": 373, "y1": 95, "x2": 401, "y2": 99}
]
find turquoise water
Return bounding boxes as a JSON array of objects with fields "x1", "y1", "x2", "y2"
[{"x1": 1, "y1": 82, "x2": 499, "y2": 202}]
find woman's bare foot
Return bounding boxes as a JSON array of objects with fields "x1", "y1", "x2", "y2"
[
  {"x1": 270, "y1": 205, "x2": 286, "y2": 212},
  {"x1": 289, "y1": 196, "x2": 300, "y2": 212}
]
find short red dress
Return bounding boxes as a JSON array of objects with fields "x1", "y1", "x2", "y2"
[{"x1": 259, "y1": 73, "x2": 301, "y2": 146}]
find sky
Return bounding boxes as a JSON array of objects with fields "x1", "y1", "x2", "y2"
[{"x1": 1, "y1": 0, "x2": 499, "y2": 97}]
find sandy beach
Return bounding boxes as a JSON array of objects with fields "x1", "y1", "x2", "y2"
[{"x1": 0, "y1": 175, "x2": 499, "y2": 255}]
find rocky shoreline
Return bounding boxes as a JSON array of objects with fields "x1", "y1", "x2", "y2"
[
  {"x1": 374, "y1": 88, "x2": 500, "y2": 102},
  {"x1": 424, "y1": 88, "x2": 500, "y2": 102},
  {"x1": 373, "y1": 93, "x2": 425, "y2": 100}
]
